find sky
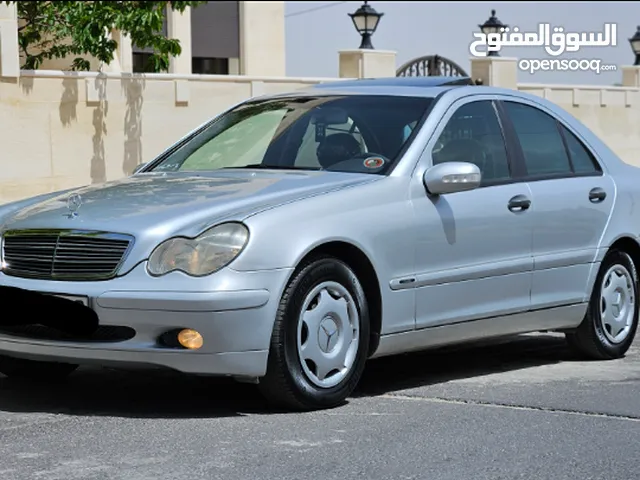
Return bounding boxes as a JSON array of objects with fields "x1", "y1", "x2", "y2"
[{"x1": 284, "y1": 1, "x2": 640, "y2": 86}]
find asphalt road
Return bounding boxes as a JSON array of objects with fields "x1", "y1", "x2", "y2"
[{"x1": 0, "y1": 333, "x2": 638, "y2": 480}]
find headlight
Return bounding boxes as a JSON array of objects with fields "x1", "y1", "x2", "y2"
[{"x1": 147, "y1": 222, "x2": 249, "y2": 277}]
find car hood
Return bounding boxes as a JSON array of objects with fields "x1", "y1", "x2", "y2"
[{"x1": 1, "y1": 170, "x2": 379, "y2": 239}]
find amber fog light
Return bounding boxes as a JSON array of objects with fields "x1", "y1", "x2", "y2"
[{"x1": 177, "y1": 329, "x2": 203, "y2": 350}]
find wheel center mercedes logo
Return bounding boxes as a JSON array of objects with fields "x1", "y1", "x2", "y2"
[
  {"x1": 66, "y1": 193, "x2": 83, "y2": 218},
  {"x1": 318, "y1": 318, "x2": 339, "y2": 353}
]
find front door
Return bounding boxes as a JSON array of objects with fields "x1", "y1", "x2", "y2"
[
  {"x1": 408, "y1": 98, "x2": 534, "y2": 329},
  {"x1": 498, "y1": 100, "x2": 616, "y2": 309}
]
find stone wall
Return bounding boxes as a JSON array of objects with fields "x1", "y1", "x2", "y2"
[{"x1": 0, "y1": 71, "x2": 337, "y2": 203}]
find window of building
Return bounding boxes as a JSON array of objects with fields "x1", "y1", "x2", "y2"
[
  {"x1": 192, "y1": 57, "x2": 229, "y2": 75},
  {"x1": 132, "y1": 13, "x2": 167, "y2": 73},
  {"x1": 132, "y1": 52, "x2": 155, "y2": 73}
]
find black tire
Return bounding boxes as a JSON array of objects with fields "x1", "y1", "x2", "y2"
[
  {"x1": 0, "y1": 355, "x2": 79, "y2": 381},
  {"x1": 258, "y1": 255, "x2": 371, "y2": 411},
  {"x1": 566, "y1": 249, "x2": 639, "y2": 360}
]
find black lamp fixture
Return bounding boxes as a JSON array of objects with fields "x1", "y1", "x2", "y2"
[
  {"x1": 349, "y1": 1, "x2": 384, "y2": 50},
  {"x1": 479, "y1": 9, "x2": 507, "y2": 57},
  {"x1": 629, "y1": 26, "x2": 640, "y2": 66}
]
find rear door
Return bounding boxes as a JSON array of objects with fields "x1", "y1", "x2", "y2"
[{"x1": 497, "y1": 99, "x2": 615, "y2": 309}]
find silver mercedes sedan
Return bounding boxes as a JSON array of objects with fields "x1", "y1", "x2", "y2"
[{"x1": 0, "y1": 77, "x2": 638, "y2": 410}]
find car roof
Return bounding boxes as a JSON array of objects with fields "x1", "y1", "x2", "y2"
[
  {"x1": 254, "y1": 77, "x2": 581, "y2": 127},
  {"x1": 313, "y1": 76, "x2": 475, "y2": 89},
  {"x1": 262, "y1": 76, "x2": 522, "y2": 100},
  {"x1": 305, "y1": 76, "x2": 475, "y2": 98}
]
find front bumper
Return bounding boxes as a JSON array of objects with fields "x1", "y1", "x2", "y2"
[{"x1": 0, "y1": 264, "x2": 293, "y2": 378}]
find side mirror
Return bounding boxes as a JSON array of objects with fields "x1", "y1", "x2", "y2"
[
  {"x1": 132, "y1": 163, "x2": 148, "y2": 175},
  {"x1": 423, "y1": 162, "x2": 481, "y2": 195}
]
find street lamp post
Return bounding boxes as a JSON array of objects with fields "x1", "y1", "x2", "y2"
[
  {"x1": 629, "y1": 26, "x2": 640, "y2": 66},
  {"x1": 479, "y1": 9, "x2": 507, "y2": 57},
  {"x1": 348, "y1": 1, "x2": 384, "y2": 50}
]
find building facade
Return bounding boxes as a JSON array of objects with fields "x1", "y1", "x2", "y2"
[
  {"x1": 133, "y1": 0, "x2": 286, "y2": 77},
  {"x1": 132, "y1": 1, "x2": 241, "y2": 75},
  {"x1": 17, "y1": 1, "x2": 286, "y2": 78}
]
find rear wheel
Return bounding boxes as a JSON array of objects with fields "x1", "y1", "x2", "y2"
[
  {"x1": 566, "y1": 249, "x2": 639, "y2": 360},
  {"x1": 259, "y1": 256, "x2": 370, "y2": 411},
  {"x1": 0, "y1": 355, "x2": 79, "y2": 381}
]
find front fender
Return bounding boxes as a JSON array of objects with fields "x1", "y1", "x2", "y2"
[
  {"x1": 231, "y1": 177, "x2": 414, "y2": 277},
  {"x1": 231, "y1": 176, "x2": 418, "y2": 336}
]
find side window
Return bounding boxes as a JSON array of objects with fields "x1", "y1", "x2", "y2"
[
  {"x1": 432, "y1": 100, "x2": 511, "y2": 183},
  {"x1": 502, "y1": 102, "x2": 571, "y2": 176},
  {"x1": 560, "y1": 125, "x2": 602, "y2": 174}
]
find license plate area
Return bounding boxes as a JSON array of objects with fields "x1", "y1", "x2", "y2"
[{"x1": 46, "y1": 293, "x2": 90, "y2": 307}]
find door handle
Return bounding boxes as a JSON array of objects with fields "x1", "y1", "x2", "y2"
[
  {"x1": 508, "y1": 194, "x2": 531, "y2": 212},
  {"x1": 589, "y1": 187, "x2": 607, "y2": 203}
]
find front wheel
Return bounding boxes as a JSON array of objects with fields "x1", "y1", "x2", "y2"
[
  {"x1": 566, "y1": 249, "x2": 639, "y2": 360},
  {"x1": 259, "y1": 256, "x2": 370, "y2": 410}
]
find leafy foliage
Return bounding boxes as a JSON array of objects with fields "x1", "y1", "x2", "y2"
[{"x1": 3, "y1": 1, "x2": 205, "y2": 71}]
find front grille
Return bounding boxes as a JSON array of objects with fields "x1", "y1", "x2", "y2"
[{"x1": 1, "y1": 230, "x2": 134, "y2": 281}]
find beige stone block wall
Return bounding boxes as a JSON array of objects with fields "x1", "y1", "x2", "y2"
[
  {"x1": 517, "y1": 84, "x2": 640, "y2": 167},
  {"x1": 338, "y1": 50, "x2": 397, "y2": 79},
  {"x1": 0, "y1": 71, "x2": 339, "y2": 204}
]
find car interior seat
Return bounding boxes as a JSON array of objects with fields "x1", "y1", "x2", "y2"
[{"x1": 316, "y1": 133, "x2": 363, "y2": 169}]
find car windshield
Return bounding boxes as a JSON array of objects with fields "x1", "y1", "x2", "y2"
[{"x1": 147, "y1": 94, "x2": 433, "y2": 175}]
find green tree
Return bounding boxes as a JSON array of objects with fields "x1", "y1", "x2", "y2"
[{"x1": 3, "y1": 1, "x2": 205, "y2": 72}]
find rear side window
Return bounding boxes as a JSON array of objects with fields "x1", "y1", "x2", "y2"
[
  {"x1": 502, "y1": 101, "x2": 571, "y2": 176},
  {"x1": 559, "y1": 125, "x2": 602, "y2": 174}
]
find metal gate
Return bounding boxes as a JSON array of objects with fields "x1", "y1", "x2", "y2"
[{"x1": 396, "y1": 55, "x2": 468, "y2": 78}]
